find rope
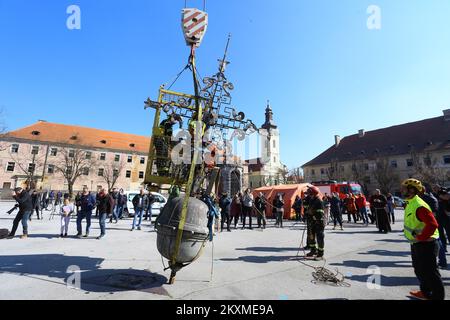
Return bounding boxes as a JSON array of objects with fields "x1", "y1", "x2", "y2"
[{"x1": 167, "y1": 64, "x2": 190, "y2": 90}]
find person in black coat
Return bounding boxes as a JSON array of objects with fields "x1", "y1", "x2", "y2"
[
  {"x1": 8, "y1": 188, "x2": 33, "y2": 239},
  {"x1": 30, "y1": 190, "x2": 41, "y2": 220},
  {"x1": 96, "y1": 189, "x2": 114, "y2": 239},
  {"x1": 219, "y1": 192, "x2": 232, "y2": 232}
]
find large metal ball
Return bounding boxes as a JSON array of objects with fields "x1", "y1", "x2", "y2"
[{"x1": 156, "y1": 197, "x2": 209, "y2": 264}]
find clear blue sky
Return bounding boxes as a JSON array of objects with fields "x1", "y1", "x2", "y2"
[{"x1": 1, "y1": 0, "x2": 450, "y2": 169}]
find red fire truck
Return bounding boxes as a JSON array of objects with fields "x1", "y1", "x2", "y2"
[{"x1": 311, "y1": 181, "x2": 364, "y2": 199}]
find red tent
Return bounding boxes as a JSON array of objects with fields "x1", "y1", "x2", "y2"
[{"x1": 253, "y1": 184, "x2": 312, "y2": 219}]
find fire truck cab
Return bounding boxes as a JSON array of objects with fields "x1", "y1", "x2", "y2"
[{"x1": 311, "y1": 181, "x2": 364, "y2": 199}]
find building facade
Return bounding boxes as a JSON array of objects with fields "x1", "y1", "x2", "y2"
[
  {"x1": 302, "y1": 110, "x2": 450, "y2": 195},
  {"x1": 246, "y1": 102, "x2": 287, "y2": 189},
  {"x1": 0, "y1": 121, "x2": 150, "y2": 193}
]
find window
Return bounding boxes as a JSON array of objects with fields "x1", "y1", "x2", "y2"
[
  {"x1": 364, "y1": 163, "x2": 369, "y2": 171},
  {"x1": 115, "y1": 154, "x2": 120, "y2": 162},
  {"x1": 444, "y1": 155, "x2": 450, "y2": 165},
  {"x1": 273, "y1": 140, "x2": 276, "y2": 148},
  {"x1": 139, "y1": 171, "x2": 144, "y2": 179},
  {"x1": 50, "y1": 148, "x2": 57, "y2": 156},
  {"x1": 340, "y1": 166, "x2": 345, "y2": 172},
  {"x1": 47, "y1": 164, "x2": 55, "y2": 174},
  {"x1": 126, "y1": 170, "x2": 131, "y2": 178},
  {"x1": 11, "y1": 144, "x2": 19, "y2": 153},
  {"x1": 6, "y1": 162, "x2": 15, "y2": 172},
  {"x1": 250, "y1": 181, "x2": 253, "y2": 188},
  {"x1": 113, "y1": 169, "x2": 119, "y2": 177},
  {"x1": 100, "y1": 153, "x2": 106, "y2": 161},
  {"x1": 127, "y1": 155, "x2": 133, "y2": 163},
  {"x1": 311, "y1": 169, "x2": 316, "y2": 175},
  {"x1": 82, "y1": 167, "x2": 89, "y2": 176},
  {"x1": 423, "y1": 157, "x2": 432, "y2": 166},
  {"x1": 274, "y1": 156, "x2": 277, "y2": 163},
  {"x1": 320, "y1": 168, "x2": 325, "y2": 175},
  {"x1": 31, "y1": 146, "x2": 39, "y2": 155},
  {"x1": 98, "y1": 168, "x2": 104, "y2": 177},
  {"x1": 66, "y1": 166, "x2": 73, "y2": 175},
  {"x1": 406, "y1": 159, "x2": 414, "y2": 167},
  {"x1": 28, "y1": 163, "x2": 36, "y2": 173},
  {"x1": 85, "y1": 151, "x2": 92, "y2": 160},
  {"x1": 140, "y1": 157, "x2": 145, "y2": 164},
  {"x1": 68, "y1": 149, "x2": 75, "y2": 158},
  {"x1": 3, "y1": 182, "x2": 11, "y2": 189},
  {"x1": 391, "y1": 160, "x2": 398, "y2": 168}
]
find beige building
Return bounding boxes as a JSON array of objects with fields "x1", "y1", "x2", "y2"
[
  {"x1": 302, "y1": 110, "x2": 450, "y2": 195},
  {"x1": 246, "y1": 103, "x2": 287, "y2": 189},
  {"x1": 0, "y1": 121, "x2": 151, "y2": 193}
]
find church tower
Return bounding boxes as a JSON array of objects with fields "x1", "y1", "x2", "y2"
[{"x1": 261, "y1": 101, "x2": 281, "y2": 168}]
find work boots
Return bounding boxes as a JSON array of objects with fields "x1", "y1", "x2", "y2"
[
  {"x1": 306, "y1": 248, "x2": 317, "y2": 259},
  {"x1": 316, "y1": 250, "x2": 324, "y2": 261}
]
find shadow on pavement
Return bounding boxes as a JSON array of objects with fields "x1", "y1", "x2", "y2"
[
  {"x1": 329, "y1": 259, "x2": 412, "y2": 269},
  {"x1": 358, "y1": 250, "x2": 411, "y2": 258},
  {"x1": 347, "y1": 274, "x2": 450, "y2": 287},
  {"x1": 220, "y1": 255, "x2": 294, "y2": 263},
  {"x1": 235, "y1": 247, "x2": 299, "y2": 253},
  {"x1": 0, "y1": 254, "x2": 169, "y2": 296}
]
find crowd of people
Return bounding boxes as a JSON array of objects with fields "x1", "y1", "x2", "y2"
[{"x1": 4, "y1": 186, "x2": 158, "y2": 240}]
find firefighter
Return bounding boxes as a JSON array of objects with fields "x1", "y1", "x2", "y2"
[
  {"x1": 401, "y1": 179, "x2": 444, "y2": 300},
  {"x1": 305, "y1": 186, "x2": 326, "y2": 260},
  {"x1": 155, "y1": 113, "x2": 183, "y2": 176}
]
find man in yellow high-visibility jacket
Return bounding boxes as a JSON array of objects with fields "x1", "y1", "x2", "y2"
[{"x1": 401, "y1": 178, "x2": 445, "y2": 300}]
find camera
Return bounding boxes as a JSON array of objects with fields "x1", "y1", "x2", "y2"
[{"x1": 7, "y1": 205, "x2": 19, "y2": 215}]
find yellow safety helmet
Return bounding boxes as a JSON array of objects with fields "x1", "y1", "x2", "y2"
[{"x1": 401, "y1": 178, "x2": 424, "y2": 193}]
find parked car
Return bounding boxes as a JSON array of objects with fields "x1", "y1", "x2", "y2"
[
  {"x1": 124, "y1": 191, "x2": 167, "y2": 221},
  {"x1": 393, "y1": 196, "x2": 405, "y2": 209}
]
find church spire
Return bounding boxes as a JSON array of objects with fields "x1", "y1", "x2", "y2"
[{"x1": 261, "y1": 100, "x2": 277, "y2": 131}]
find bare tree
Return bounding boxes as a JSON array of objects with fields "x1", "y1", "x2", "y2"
[
  {"x1": 53, "y1": 145, "x2": 97, "y2": 197},
  {"x1": 410, "y1": 151, "x2": 450, "y2": 186},
  {"x1": 371, "y1": 157, "x2": 399, "y2": 194},
  {"x1": 101, "y1": 159, "x2": 126, "y2": 191},
  {"x1": 350, "y1": 158, "x2": 370, "y2": 195},
  {"x1": 288, "y1": 167, "x2": 304, "y2": 184},
  {"x1": 9, "y1": 145, "x2": 45, "y2": 190},
  {"x1": 326, "y1": 158, "x2": 340, "y2": 181}
]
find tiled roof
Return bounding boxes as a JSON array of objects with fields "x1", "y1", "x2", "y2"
[
  {"x1": 303, "y1": 115, "x2": 450, "y2": 167},
  {"x1": 3, "y1": 121, "x2": 151, "y2": 153}
]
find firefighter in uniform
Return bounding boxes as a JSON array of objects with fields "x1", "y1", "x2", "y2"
[
  {"x1": 401, "y1": 179, "x2": 444, "y2": 300},
  {"x1": 305, "y1": 186, "x2": 326, "y2": 260},
  {"x1": 155, "y1": 114, "x2": 182, "y2": 176}
]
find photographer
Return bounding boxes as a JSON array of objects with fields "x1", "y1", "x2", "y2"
[
  {"x1": 7, "y1": 187, "x2": 33, "y2": 239},
  {"x1": 432, "y1": 185, "x2": 450, "y2": 254}
]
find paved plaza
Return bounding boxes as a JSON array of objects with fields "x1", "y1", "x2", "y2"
[{"x1": 0, "y1": 201, "x2": 449, "y2": 300}]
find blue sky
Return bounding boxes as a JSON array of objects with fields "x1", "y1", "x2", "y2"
[{"x1": 1, "y1": 0, "x2": 450, "y2": 169}]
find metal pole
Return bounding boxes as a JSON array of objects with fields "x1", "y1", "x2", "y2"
[{"x1": 170, "y1": 45, "x2": 204, "y2": 282}]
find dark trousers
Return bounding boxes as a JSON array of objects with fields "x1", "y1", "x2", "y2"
[
  {"x1": 411, "y1": 240, "x2": 445, "y2": 300},
  {"x1": 221, "y1": 211, "x2": 230, "y2": 231},
  {"x1": 30, "y1": 207, "x2": 40, "y2": 220},
  {"x1": 76, "y1": 210, "x2": 92, "y2": 235},
  {"x1": 331, "y1": 209, "x2": 342, "y2": 227},
  {"x1": 306, "y1": 216, "x2": 314, "y2": 249},
  {"x1": 275, "y1": 209, "x2": 284, "y2": 227},
  {"x1": 10, "y1": 211, "x2": 31, "y2": 236},
  {"x1": 347, "y1": 211, "x2": 357, "y2": 223},
  {"x1": 295, "y1": 210, "x2": 301, "y2": 221},
  {"x1": 256, "y1": 208, "x2": 266, "y2": 228},
  {"x1": 242, "y1": 206, "x2": 252, "y2": 228},
  {"x1": 437, "y1": 213, "x2": 450, "y2": 245},
  {"x1": 309, "y1": 223, "x2": 325, "y2": 253},
  {"x1": 99, "y1": 213, "x2": 107, "y2": 236}
]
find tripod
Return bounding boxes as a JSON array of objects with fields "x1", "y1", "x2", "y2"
[{"x1": 49, "y1": 204, "x2": 60, "y2": 221}]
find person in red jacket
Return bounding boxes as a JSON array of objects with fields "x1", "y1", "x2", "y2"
[{"x1": 356, "y1": 194, "x2": 369, "y2": 225}]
